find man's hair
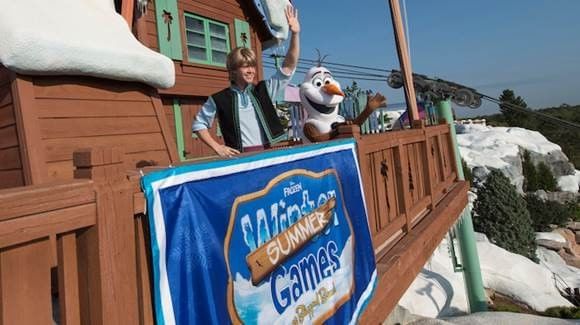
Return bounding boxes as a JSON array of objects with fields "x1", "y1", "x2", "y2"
[{"x1": 227, "y1": 47, "x2": 257, "y2": 80}]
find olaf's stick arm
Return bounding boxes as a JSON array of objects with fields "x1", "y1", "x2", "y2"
[{"x1": 353, "y1": 93, "x2": 387, "y2": 126}]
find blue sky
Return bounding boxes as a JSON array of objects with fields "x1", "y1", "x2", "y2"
[{"x1": 263, "y1": 0, "x2": 580, "y2": 117}]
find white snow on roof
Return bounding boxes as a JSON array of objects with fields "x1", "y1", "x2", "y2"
[{"x1": 0, "y1": 0, "x2": 175, "y2": 88}]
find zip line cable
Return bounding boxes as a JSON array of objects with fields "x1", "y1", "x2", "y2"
[
  {"x1": 264, "y1": 55, "x2": 580, "y2": 130},
  {"x1": 263, "y1": 58, "x2": 388, "y2": 77},
  {"x1": 266, "y1": 54, "x2": 393, "y2": 73},
  {"x1": 479, "y1": 94, "x2": 580, "y2": 131},
  {"x1": 262, "y1": 61, "x2": 389, "y2": 82}
]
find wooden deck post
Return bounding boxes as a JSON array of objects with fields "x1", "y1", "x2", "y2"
[
  {"x1": 74, "y1": 147, "x2": 140, "y2": 324},
  {"x1": 388, "y1": 0, "x2": 420, "y2": 124}
]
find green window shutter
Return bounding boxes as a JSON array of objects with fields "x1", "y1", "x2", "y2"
[
  {"x1": 172, "y1": 99, "x2": 187, "y2": 161},
  {"x1": 155, "y1": 0, "x2": 183, "y2": 60},
  {"x1": 234, "y1": 19, "x2": 251, "y2": 48}
]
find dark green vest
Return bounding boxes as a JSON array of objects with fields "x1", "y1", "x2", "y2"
[{"x1": 211, "y1": 81, "x2": 285, "y2": 152}]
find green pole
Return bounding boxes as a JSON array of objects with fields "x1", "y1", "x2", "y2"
[{"x1": 436, "y1": 100, "x2": 488, "y2": 312}]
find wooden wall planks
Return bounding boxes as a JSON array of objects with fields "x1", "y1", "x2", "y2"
[{"x1": 24, "y1": 76, "x2": 175, "y2": 182}]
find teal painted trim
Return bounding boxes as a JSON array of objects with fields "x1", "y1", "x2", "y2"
[
  {"x1": 356, "y1": 93, "x2": 369, "y2": 134},
  {"x1": 184, "y1": 13, "x2": 230, "y2": 67},
  {"x1": 448, "y1": 229, "x2": 463, "y2": 272},
  {"x1": 172, "y1": 99, "x2": 186, "y2": 161},
  {"x1": 142, "y1": 182, "x2": 167, "y2": 325},
  {"x1": 436, "y1": 100, "x2": 488, "y2": 312},
  {"x1": 234, "y1": 19, "x2": 252, "y2": 48},
  {"x1": 155, "y1": 0, "x2": 183, "y2": 60},
  {"x1": 380, "y1": 110, "x2": 385, "y2": 132}
]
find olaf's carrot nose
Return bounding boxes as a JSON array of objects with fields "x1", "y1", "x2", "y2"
[{"x1": 322, "y1": 83, "x2": 345, "y2": 97}]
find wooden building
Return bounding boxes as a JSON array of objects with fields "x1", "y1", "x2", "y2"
[
  {"x1": 0, "y1": 0, "x2": 276, "y2": 187},
  {"x1": 139, "y1": 0, "x2": 274, "y2": 159}
]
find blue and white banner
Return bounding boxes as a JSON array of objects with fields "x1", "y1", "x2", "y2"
[{"x1": 142, "y1": 139, "x2": 377, "y2": 324}]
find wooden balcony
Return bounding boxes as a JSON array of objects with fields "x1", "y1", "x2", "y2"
[{"x1": 0, "y1": 124, "x2": 468, "y2": 324}]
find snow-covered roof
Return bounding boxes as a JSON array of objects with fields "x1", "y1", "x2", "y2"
[{"x1": 0, "y1": 0, "x2": 175, "y2": 88}]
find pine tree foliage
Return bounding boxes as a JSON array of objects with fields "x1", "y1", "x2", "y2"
[
  {"x1": 526, "y1": 194, "x2": 570, "y2": 231},
  {"x1": 499, "y1": 89, "x2": 529, "y2": 127},
  {"x1": 522, "y1": 150, "x2": 538, "y2": 192},
  {"x1": 461, "y1": 158, "x2": 473, "y2": 185},
  {"x1": 473, "y1": 170, "x2": 537, "y2": 260},
  {"x1": 536, "y1": 162, "x2": 558, "y2": 192},
  {"x1": 522, "y1": 151, "x2": 558, "y2": 192}
]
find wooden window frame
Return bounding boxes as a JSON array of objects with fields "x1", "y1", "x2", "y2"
[{"x1": 184, "y1": 13, "x2": 231, "y2": 67}]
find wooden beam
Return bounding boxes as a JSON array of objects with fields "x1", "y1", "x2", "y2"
[
  {"x1": 11, "y1": 75, "x2": 47, "y2": 185},
  {"x1": 151, "y1": 93, "x2": 180, "y2": 164},
  {"x1": 388, "y1": 0, "x2": 420, "y2": 124},
  {"x1": 121, "y1": 0, "x2": 135, "y2": 28},
  {"x1": 75, "y1": 147, "x2": 139, "y2": 324}
]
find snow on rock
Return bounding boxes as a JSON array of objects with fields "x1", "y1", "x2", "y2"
[
  {"x1": 558, "y1": 170, "x2": 580, "y2": 193},
  {"x1": 536, "y1": 232, "x2": 567, "y2": 243},
  {"x1": 0, "y1": 0, "x2": 175, "y2": 88},
  {"x1": 476, "y1": 233, "x2": 573, "y2": 311},
  {"x1": 398, "y1": 236, "x2": 469, "y2": 318},
  {"x1": 456, "y1": 124, "x2": 576, "y2": 192},
  {"x1": 399, "y1": 233, "x2": 575, "y2": 318},
  {"x1": 536, "y1": 247, "x2": 580, "y2": 289},
  {"x1": 440, "y1": 311, "x2": 577, "y2": 325}
]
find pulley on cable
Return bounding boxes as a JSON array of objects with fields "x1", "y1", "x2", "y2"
[{"x1": 387, "y1": 70, "x2": 482, "y2": 108}]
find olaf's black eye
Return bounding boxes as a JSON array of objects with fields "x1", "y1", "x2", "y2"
[{"x1": 312, "y1": 77, "x2": 323, "y2": 88}]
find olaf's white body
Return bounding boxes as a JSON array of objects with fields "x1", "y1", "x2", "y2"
[{"x1": 299, "y1": 66, "x2": 346, "y2": 134}]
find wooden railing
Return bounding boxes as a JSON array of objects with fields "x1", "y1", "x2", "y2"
[
  {"x1": 0, "y1": 180, "x2": 96, "y2": 324},
  {"x1": 0, "y1": 147, "x2": 148, "y2": 325},
  {"x1": 355, "y1": 121, "x2": 458, "y2": 257},
  {"x1": 0, "y1": 124, "x2": 465, "y2": 323}
]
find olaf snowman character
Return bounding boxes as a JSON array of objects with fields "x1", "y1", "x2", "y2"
[{"x1": 300, "y1": 62, "x2": 387, "y2": 142}]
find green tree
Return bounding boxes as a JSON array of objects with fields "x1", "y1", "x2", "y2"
[
  {"x1": 461, "y1": 158, "x2": 473, "y2": 185},
  {"x1": 526, "y1": 194, "x2": 570, "y2": 231},
  {"x1": 567, "y1": 199, "x2": 580, "y2": 222},
  {"x1": 473, "y1": 170, "x2": 537, "y2": 260},
  {"x1": 522, "y1": 150, "x2": 538, "y2": 192},
  {"x1": 344, "y1": 81, "x2": 361, "y2": 98},
  {"x1": 499, "y1": 89, "x2": 529, "y2": 128},
  {"x1": 536, "y1": 162, "x2": 558, "y2": 192}
]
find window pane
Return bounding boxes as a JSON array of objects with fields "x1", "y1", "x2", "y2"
[
  {"x1": 209, "y1": 23, "x2": 227, "y2": 38},
  {"x1": 187, "y1": 31, "x2": 206, "y2": 47},
  {"x1": 185, "y1": 16, "x2": 204, "y2": 33},
  {"x1": 212, "y1": 51, "x2": 227, "y2": 65},
  {"x1": 188, "y1": 46, "x2": 207, "y2": 61},
  {"x1": 210, "y1": 37, "x2": 228, "y2": 52}
]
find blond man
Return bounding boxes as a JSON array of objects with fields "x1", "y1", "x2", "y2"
[{"x1": 192, "y1": 6, "x2": 300, "y2": 157}]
